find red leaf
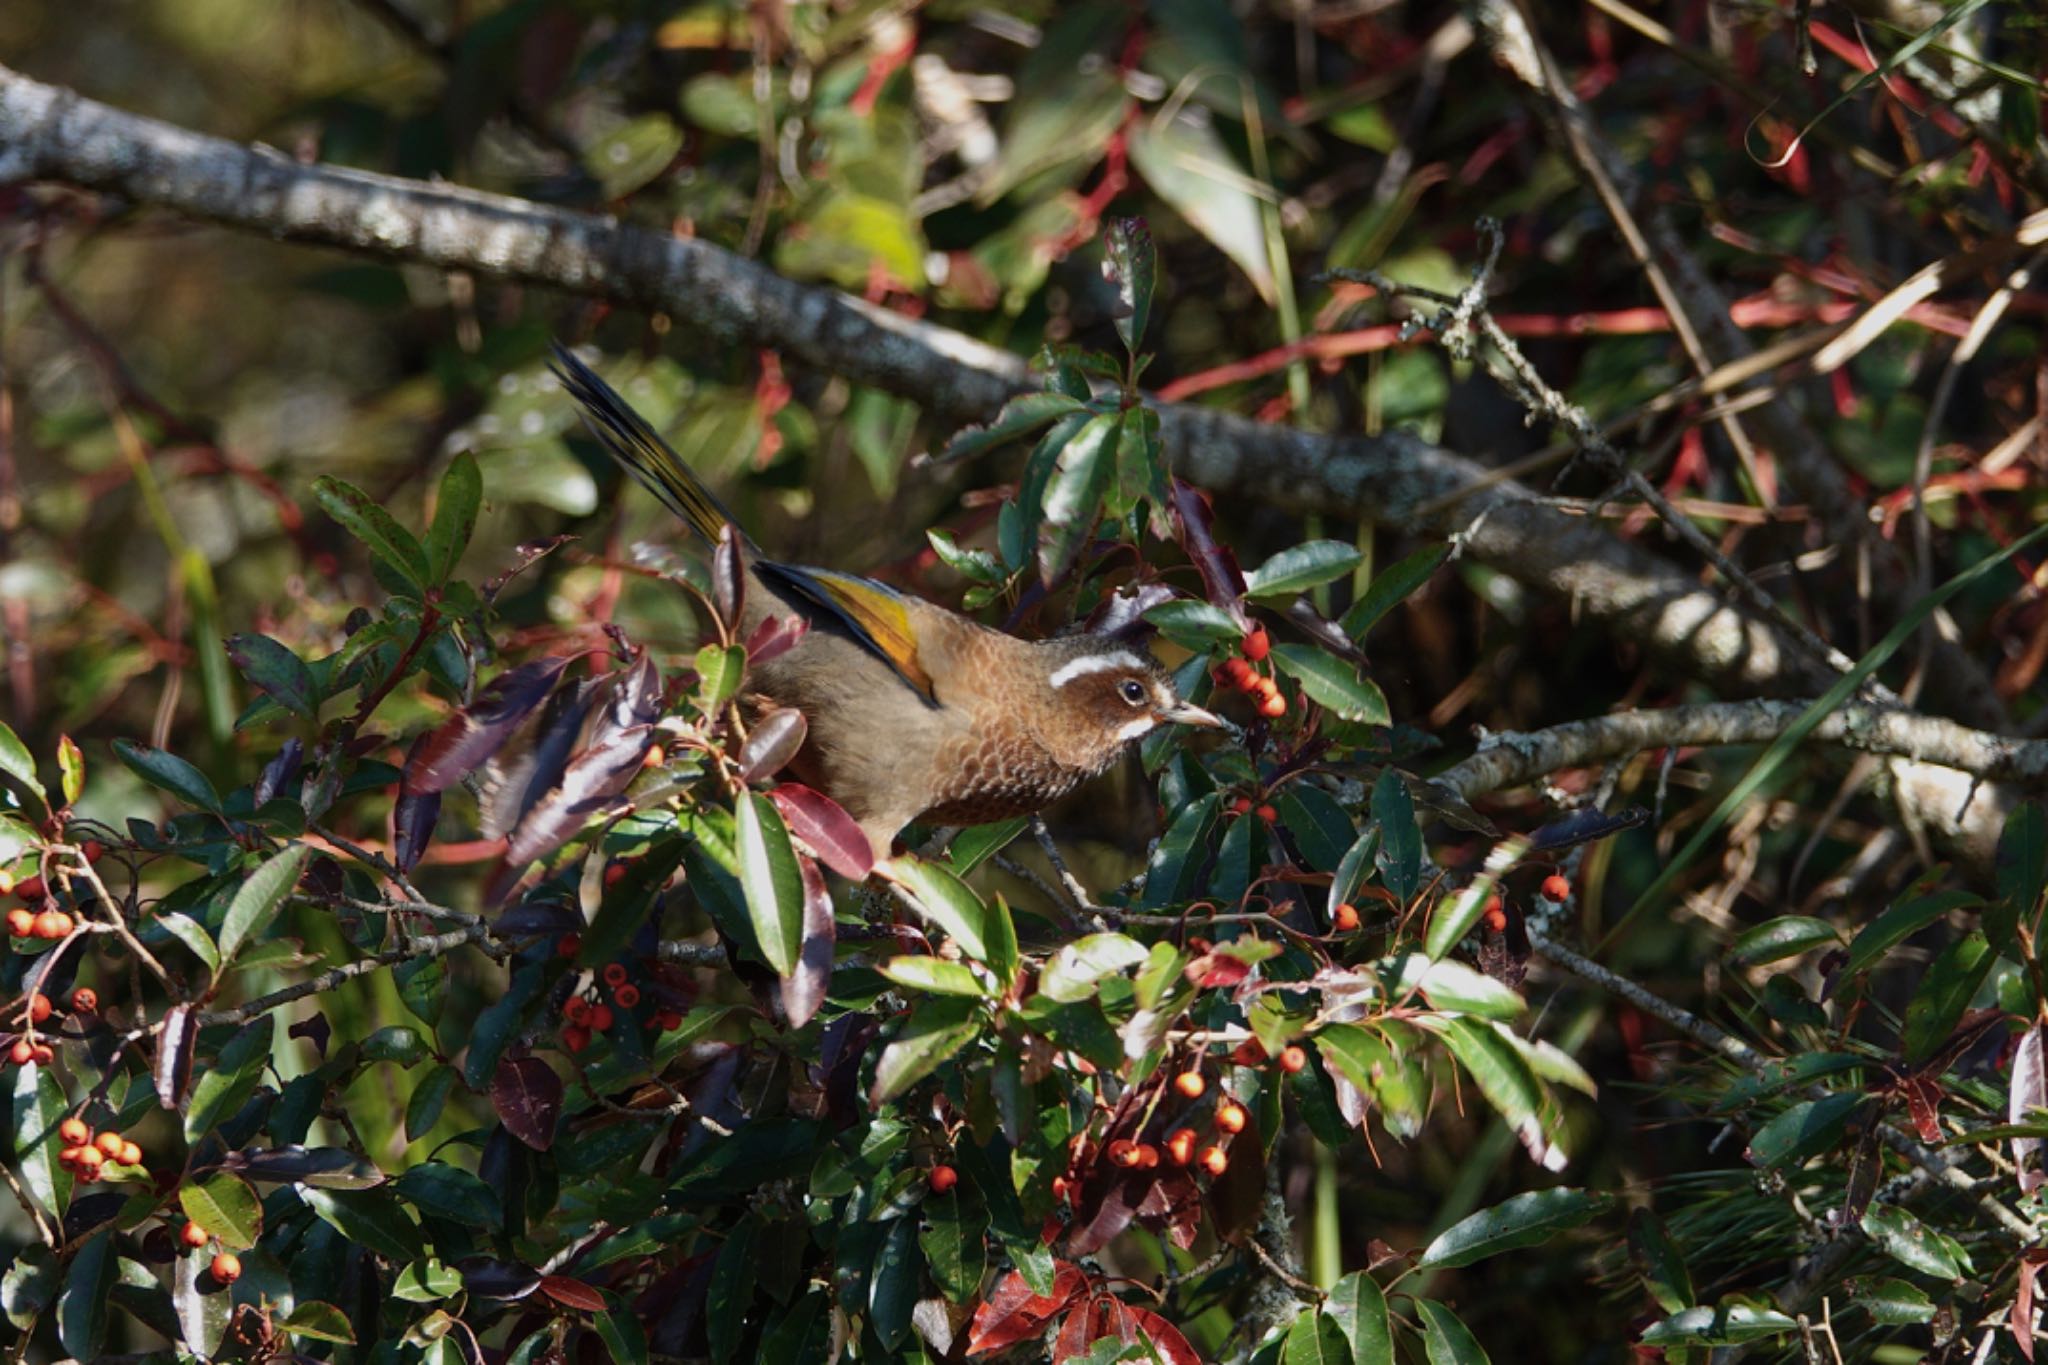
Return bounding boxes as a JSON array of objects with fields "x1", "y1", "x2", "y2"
[
  {"x1": 966, "y1": 1265, "x2": 1087, "y2": 1355},
  {"x1": 404, "y1": 655, "x2": 575, "y2": 795},
  {"x1": 739, "y1": 708, "x2": 808, "y2": 785},
  {"x1": 1169, "y1": 479, "x2": 1249, "y2": 631},
  {"x1": 537, "y1": 1275, "x2": 607, "y2": 1312},
  {"x1": 1064, "y1": 1172, "x2": 1142, "y2": 1258},
  {"x1": 1129, "y1": 1307, "x2": 1203, "y2": 1365},
  {"x1": 1902, "y1": 1075, "x2": 1944, "y2": 1145},
  {"x1": 1186, "y1": 952, "x2": 1250, "y2": 990},
  {"x1": 1053, "y1": 1300, "x2": 1101, "y2": 1362},
  {"x1": 2016, "y1": 1258, "x2": 2039, "y2": 1363},
  {"x1": 771, "y1": 783, "x2": 874, "y2": 880},
  {"x1": 491, "y1": 1055, "x2": 563, "y2": 1151},
  {"x1": 745, "y1": 613, "x2": 809, "y2": 667}
]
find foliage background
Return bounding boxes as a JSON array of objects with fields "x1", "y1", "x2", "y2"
[{"x1": 0, "y1": 0, "x2": 2045, "y2": 1360}]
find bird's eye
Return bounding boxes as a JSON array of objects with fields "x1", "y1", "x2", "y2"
[{"x1": 1118, "y1": 680, "x2": 1147, "y2": 706}]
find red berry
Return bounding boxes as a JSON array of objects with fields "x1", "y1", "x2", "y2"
[
  {"x1": 1241, "y1": 628, "x2": 1270, "y2": 662},
  {"x1": 15, "y1": 875, "x2": 44, "y2": 902},
  {"x1": 1222, "y1": 657, "x2": 1253, "y2": 684},
  {"x1": 564, "y1": 997, "x2": 591, "y2": 1025},
  {"x1": 8, "y1": 1040, "x2": 32, "y2": 1066},
  {"x1": 81, "y1": 840, "x2": 104, "y2": 864},
  {"x1": 117, "y1": 1141, "x2": 143, "y2": 1167},
  {"x1": 210, "y1": 1252, "x2": 241, "y2": 1285},
  {"x1": 1279, "y1": 1045, "x2": 1307, "y2": 1074},
  {"x1": 30, "y1": 1044, "x2": 51, "y2": 1066},
  {"x1": 1198, "y1": 1145, "x2": 1230, "y2": 1176},
  {"x1": 1107, "y1": 1139, "x2": 1142, "y2": 1168},
  {"x1": 74, "y1": 1146, "x2": 103, "y2": 1174},
  {"x1": 1215, "y1": 1101, "x2": 1248, "y2": 1134},
  {"x1": 589, "y1": 1003, "x2": 615, "y2": 1032},
  {"x1": 603, "y1": 862, "x2": 628, "y2": 888},
  {"x1": 1231, "y1": 797, "x2": 1252, "y2": 816},
  {"x1": 181, "y1": 1221, "x2": 210, "y2": 1249},
  {"x1": 562, "y1": 1024, "x2": 591, "y2": 1054},
  {"x1": 1254, "y1": 803, "x2": 1277, "y2": 823},
  {"x1": 1229, "y1": 1040, "x2": 1266, "y2": 1068},
  {"x1": 5, "y1": 909, "x2": 31, "y2": 937},
  {"x1": 654, "y1": 1009, "x2": 684, "y2": 1031},
  {"x1": 27, "y1": 994, "x2": 51, "y2": 1023},
  {"x1": 928, "y1": 1164, "x2": 958, "y2": 1194},
  {"x1": 1257, "y1": 692, "x2": 1287, "y2": 719},
  {"x1": 59, "y1": 1117, "x2": 89, "y2": 1145},
  {"x1": 602, "y1": 963, "x2": 629, "y2": 988},
  {"x1": 1482, "y1": 895, "x2": 1508, "y2": 934},
  {"x1": 1332, "y1": 903, "x2": 1360, "y2": 932},
  {"x1": 69, "y1": 988, "x2": 97, "y2": 1013},
  {"x1": 1136, "y1": 1143, "x2": 1160, "y2": 1169},
  {"x1": 1541, "y1": 874, "x2": 1571, "y2": 903},
  {"x1": 1236, "y1": 669, "x2": 1264, "y2": 695},
  {"x1": 642, "y1": 745, "x2": 666, "y2": 770},
  {"x1": 614, "y1": 984, "x2": 641, "y2": 1009},
  {"x1": 1173, "y1": 1070, "x2": 1206, "y2": 1099},
  {"x1": 32, "y1": 909, "x2": 67, "y2": 940},
  {"x1": 556, "y1": 933, "x2": 581, "y2": 959},
  {"x1": 1166, "y1": 1129, "x2": 1197, "y2": 1166}
]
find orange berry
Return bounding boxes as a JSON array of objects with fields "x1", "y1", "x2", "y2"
[
  {"x1": 210, "y1": 1252, "x2": 241, "y2": 1284},
  {"x1": 1136, "y1": 1143, "x2": 1159, "y2": 1169},
  {"x1": 117, "y1": 1141, "x2": 142, "y2": 1167},
  {"x1": 30, "y1": 1044, "x2": 51, "y2": 1066},
  {"x1": 1166, "y1": 1129, "x2": 1197, "y2": 1166},
  {"x1": 1254, "y1": 804, "x2": 1277, "y2": 823},
  {"x1": 8, "y1": 1040, "x2": 31, "y2": 1066},
  {"x1": 1236, "y1": 669, "x2": 1264, "y2": 696},
  {"x1": 642, "y1": 745, "x2": 666, "y2": 770},
  {"x1": 1198, "y1": 1145, "x2": 1230, "y2": 1176},
  {"x1": 74, "y1": 1146, "x2": 103, "y2": 1173},
  {"x1": 59, "y1": 1145, "x2": 84, "y2": 1167},
  {"x1": 32, "y1": 909, "x2": 67, "y2": 940},
  {"x1": 1215, "y1": 1102, "x2": 1248, "y2": 1135},
  {"x1": 1222, "y1": 657, "x2": 1253, "y2": 683},
  {"x1": 602, "y1": 963, "x2": 629, "y2": 988},
  {"x1": 1231, "y1": 797, "x2": 1252, "y2": 816},
  {"x1": 1241, "y1": 628, "x2": 1270, "y2": 662},
  {"x1": 562, "y1": 1024, "x2": 591, "y2": 1054},
  {"x1": 614, "y1": 984, "x2": 641, "y2": 1009},
  {"x1": 69, "y1": 988, "x2": 97, "y2": 1013},
  {"x1": 1332, "y1": 903, "x2": 1360, "y2": 932},
  {"x1": 16, "y1": 875, "x2": 44, "y2": 902},
  {"x1": 589, "y1": 1003, "x2": 614, "y2": 1032},
  {"x1": 27, "y1": 994, "x2": 51, "y2": 1023},
  {"x1": 556, "y1": 933, "x2": 581, "y2": 959},
  {"x1": 1108, "y1": 1139, "x2": 1142, "y2": 1168},
  {"x1": 181, "y1": 1221, "x2": 210, "y2": 1248},
  {"x1": 96, "y1": 1131, "x2": 125, "y2": 1158},
  {"x1": 1229, "y1": 1040, "x2": 1266, "y2": 1067},
  {"x1": 1541, "y1": 874, "x2": 1571, "y2": 903},
  {"x1": 1482, "y1": 895, "x2": 1508, "y2": 934},
  {"x1": 1173, "y1": 1070, "x2": 1206, "y2": 1099},
  {"x1": 928, "y1": 1164, "x2": 958, "y2": 1194},
  {"x1": 5, "y1": 909, "x2": 32, "y2": 937},
  {"x1": 1279, "y1": 1045, "x2": 1307, "y2": 1074},
  {"x1": 59, "y1": 1117, "x2": 89, "y2": 1145},
  {"x1": 1257, "y1": 692, "x2": 1287, "y2": 719},
  {"x1": 81, "y1": 840, "x2": 104, "y2": 864},
  {"x1": 0, "y1": 869, "x2": 11, "y2": 896}
]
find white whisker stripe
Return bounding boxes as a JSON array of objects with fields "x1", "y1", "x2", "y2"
[
  {"x1": 1114, "y1": 716, "x2": 1157, "y2": 742},
  {"x1": 1048, "y1": 651, "x2": 1147, "y2": 688}
]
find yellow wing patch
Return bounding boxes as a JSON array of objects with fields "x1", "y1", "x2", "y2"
[{"x1": 762, "y1": 565, "x2": 936, "y2": 701}]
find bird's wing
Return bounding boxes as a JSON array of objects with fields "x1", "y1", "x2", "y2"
[{"x1": 754, "y1": 563, "x2": 938, "y2": 703}]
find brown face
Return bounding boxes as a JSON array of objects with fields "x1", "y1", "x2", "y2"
[{"x1": 1047, "y1": 649, "x2": 1225, "y2": 756}]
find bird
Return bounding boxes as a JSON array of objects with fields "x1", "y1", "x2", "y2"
[{"x1": 548, "y1": 342, "x2": 1224, "y2": 863}]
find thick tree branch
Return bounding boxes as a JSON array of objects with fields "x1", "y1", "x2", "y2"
[{"x1": 0, "y1": 59, "x2": 1851, "y2": 708}]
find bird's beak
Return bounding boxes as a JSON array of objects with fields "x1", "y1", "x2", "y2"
[{"x1": 1162, "y1": 700, "x2": 1227, "y2": 730}]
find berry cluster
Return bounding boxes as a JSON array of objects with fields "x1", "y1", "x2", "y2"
[
  {"x1": 175, "y1": 1219, "x2": 242, "y2": 1284},
  {"x1": 555, "y1": 940, "x2": 684, "y2": 1054},
  {"x1": 3, "y1": 843, "x2": 103, "y2": 940},
  {"x1": 6, "y1": 987, "x2": 97, "y2": 1067},
  {"x1": 1211, "y1": 627, "x2": 1286, "y2": 719},
  {"x1": 56, "y1": 1114, "x2": 144, "y2": 1181}
]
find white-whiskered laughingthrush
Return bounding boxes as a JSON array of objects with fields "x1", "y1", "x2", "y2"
[{"x1": 550, "y1": 343, "x2": 1223, "y2": 861}]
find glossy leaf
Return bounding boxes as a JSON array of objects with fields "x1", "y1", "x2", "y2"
[
  {"x1": 425, "y1": 450, "x2": 482, "y2": 585},
  {"x1": 185, "y1": 1015, "x2": 275, "y2": 1143},
  {"x1": 1040, "y1": 933, "x2": 1149, "y2": 1004},
  {"x1": 0, "y1": 720, "x2": 44, "y2": 809},
  {"x1": 57, "y1": 1230, "x2": 115, "y2": 1361},
  {"x1": 180, "y1": 1170, "x2": 263, "y2": 1249},
  {"x1": 1037, "y1": 411, "x2": 1119, "y2": 584},
  {"x1": 1842, "y1": 888, "x2": 1980, "y2": 977},
  {"x1": 1126, "y1": 105, "x2": 1273, "y2": 302},
  {"x1": 871, "y1": 997, "x2": 981, "y2": 1104},
  {"x1": 939, "y1": 390, "x2": 1089, "y2": 464},
  {"x1": 1417, "y1": 1298, "x2": 1491, "y2": 1365},
  {"x1": 736, "y1": 791, "x2": 805, "y2": 976},
  {"x1": 1627, "y1": 1208, "x2": 1694, "y2": 1314},
  {"x1": 1373, "y1": 768, "x2": 1420, "y2": 907},
  {"x1": 879, "y1": 955, "x2": 990, "y2": 998},
  {"x1": 313, "y1": 474, "x2": 431, "y2": 592},
  {"x1": 1901, "y1": 931, "x2": 1994, "y2": 1066},
  {"x1": 1245, "y1": 541, "x2": 1365, "y2": 599},
  {"x1": 11, "y1": 1061, "x2": 70, "y2": 1219},
  {"x1": 1271, "y1": 644, "x2": 1389, "y2": 724},
  {"x1": 1730, "y1": 916, "x2": 1840, "y2": 965},
  {"x1": 1859, "y1": 1204, "x2": 1969, "y2": 1279},
  {"x1": 1640, "y1": 1305, "x2": 1798, "y2": 1345},
  {"x1": 783, "y1": 855, "x2": 835, "y2": 1029},
  {"x1": 218, "y1": 843, "x2": 311, "y2": 965},
  {"x1": 1104, "y1": 217, "x2": 1156, "y2": 353},
  {"x1": 886, "y1": 856, "x2": 993, "y2": 965},
  {"x1": 1282, "y1": 1308, "x2": 1349, "y2": 1365},
  {"x1": 738, "y1": 707, "x2": 808, "y2": 785},
  {"x1": 1327, "y1": 1271, "x2": 1394, "y2": 1365},
  {"x1": 770, "y1": 782, "x2": 874, "y2": 880},
  {"x1": 1341, "y1": 543, "x2": 1450, "y2": 640},
  {"x1": 227, "y1": 633, "x2": 318, "y2": 719},
  {"x1": 403, "y1": 656, "x2": 573, "y2": 795},
  {"x1": 490, "y1": 1055, "x2": 563, "y2": 1152},
  {"x1": 1418, "y1": 1188, "x2": 1608, "y2": 1269},
  {"x1": 113, "y1": 739, "x2": 223, "y2": 813}
]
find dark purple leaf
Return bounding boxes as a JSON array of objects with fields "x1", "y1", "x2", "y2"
[
  {"x1": 712, "y1": 526, "x2": 746, "y2": 629},
  {"x1": 494, "y1": 900, "x2": 585, "y2": 938},
  {"x1": 1065, "y1": 1172, "x2": 1142, "y2": 1258},
  {"x1": 492, "y1": 1055, "x2": 563, "y2": 1151},
  {"x1": 480, "y1": 681, "x2": 599, "y2": 840},
  {"x1": 61, "y1": 1192, "x2": 128, "y2": 1243},
  {"x1": 739, "y1": 709, "x2": 808, "y2": 785},
  {"x1": 481, "y1": 535, "x2": 574, "y2": 604},
  {"x1": 769, "y1": 783, "x2": 874, "y2": 880},
  {"x1": 1284, "y1": 597, "x2": 1370, "y2": 665},
  {"x1": 1169, "y1": 479, "x2": 1250, "y2": 631},
  {"x1": 221, "y1": 1146, "x2": 387, "y2": 1188},
  {"x1": 2014, "y1": 1024, "x2": 2047, "y2": 1194},
  {"x1": 393, "y1": 736, "x2": 441, "y2": 874},
  {"x1": 539, "y1": 1275, "x2": 607, "y2": 1312},
  {"x1": 1084, "y1": 582, "x2": 1175, "y2": 640},
  {"x1": 405, "y1": 656, "x2": 576, "y2": 795},
  {"x1": 495, "y1": 655, "x2": 664, "y2": 876},
  {"x1": 744, "y1": 613, "x2": 809, "y2": 667},
  {"x1": 783, "y1": 856, "x2": 835, "y2": 1030},
  {"x1": 458, "y1": 1257, "x2": 543, "y2": 1300},
  {"x1": 287, "y1": 1014, "x2": 332, "y2": 1060},
  {"x1": 1529, "y1": 805, "x2": 1649, "y2": 852},
  {"x1": 253, "y1": 738, "x2": 303, "y2": 806},
  {"x1": 155, "y1": 1004, "x2": 196, "y2": 1110}
]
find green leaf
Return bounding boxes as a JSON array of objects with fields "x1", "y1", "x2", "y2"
[
  {"x1": 312, "y1": 475, "x2": 430, "y2": 593},
  {"x1": 1859, "y1": 1204, "x2": 1968, "y2": 1279},
  {"x1": 1997, "y1": 801, "x2": 2046, "y2": 932},
  {"x1": 920, "y1": 1190, "x2": 987, "y2": 1303},
  {"x1": 1126, "y1": 106, "x2": 1274, "y2": 302},
  {"x1": 425, "y1": 451, "x2": 483, "y2": 585},
  {"x1": 1341, "y1": 543, "x2": 1451, "y2": 640},
  {"x1": 217, "y1": 844, "x2": 311, "y2": 965},
  {"x1": 1641, "y1": 1304, "x2": 1799, "y2": 1345},
  {"x1": 1145, "y1": 598, "x2": 1245, "y2": 645},
  {"x1": 185, "y1": 1015, "x2": 276, "y2": 1143},
  {"x1": 1272, "y1": 644, "x2": 1389, "y2": 724},
  {"x1": 1417, "y1": 1298, "x2": 1491, "y2": 1365},
  {"x1": 868, "y1": 1214, "x2": 920, "y2": 1351},
  {"x1": 584, "y1": 113, "x2": 686, "y2": 198},
  {"x1": 1419, "y1": 1188, "x2": 1608, "y2": 1269},
  {"x1": 945, "y1": 818, "x2": 1029, "y2": 877},
  {"x1": 393, "y1": 1258, "x2": 462, "y2": 1302},
  {"x1": 878, "y1": 955, "x2": 991, "y2": 998},
  {"x1": 226, "y1": 633, "x2": 318, "y2": 720},
  {"x1": 362, "y1": 1024, "x2": 429, "y2": 1066},
  {"x1": 1901, "y1": 931, "x2": 1994, "y2": 1066},
  {"x1": 595, "y1": 1304, "x2": 649, "y2": 1365},
  {"x1": 697, "y1": 644, "x2": 746, "y2": 710},
  {"x1": 1142, "y1": 793, "x2": 1221, "y2": 909},
  {"x1": 735, "y1": 793, "x2": 804, "y2": 977},
  {"x1": 1745, "y1": 1093, "x2": 1864, "y2": 1169},
  {"x1": 179, "y1": 1171, "x2": 263, "y2": 1249},
  {"x1": 1406, "y1": 956, "x2": 1524, "y2": 1020},
  {"x1": 406, "y1": 1064, "x2": 459, "y2": 1142},
  {"x1": 395, "y1": 1162, "x2": 501, "y2": 1226},
  {"x1": 57, "y1": 1229, "x2": 116, "y2": 1361},
  {"x1": 2, "y1": 1244, "x2": 58, "y2": 1333},
  {"x1": 886, "y1": 857, "x2": 993, "y2": 966},
  {"x1": 300, "y1": 1187, "x2": 426, "y2": 1263},
  {"x1": 1326, "y1": 1271, "x2": 1393, "y2": 1365},
  {"x1": 56, "y1": 735, "x2": 84, "y2": 807},
  {"x1": 939, "y1": 391, "x2": 1089, "y2": 464},
  {"x1": 0, "y1": 721, "x2": 45, "y2": 809},
  {"x1": 1730, "y1": 916, "x2": 1841, "y2": 965},
  {"x1": 871, "y1": 997, "x2": 981, "y2": 1104},
  {"x1": 1037, "y1": 411, "x2": 1119, "y2": 584},
  {"x1": 1315, "y1": 1022, "x2": 1425, "y2": 1137},
  {"x1": 1104, "y1": 217, "x2": 1156, "y2": 354},
  {"x1": 112, "y1": 739, "x2": 223, "y2": 813},
  {"x1": 1854, "y1": 1277, "x2": 1935, "y2": 1326},
  {"x1": 1433, "y1": 1016, "x2": 1544, "y2": 1132},
  {"x1": 1843, "y1": 889, "x2": 1980, "y2": 977},
  {"x1": 1627, "y1": 1208, "x2": 1694, "y2": 1315},
  {"x1": 1246, "y1": 541, "x2": 1365, "y2": 598},
  {"x1": 1373, "y1": 768, "x2": 1420, "y2": 907},
  {"x1": 1039, "y1": 933, "x2": 1150, "y2": 1004},
  {"x1": 11, "y1": 1059, "x2": 71, "y2": 1218},
  {"x1": 1282, "y1": 1307, "x2": 1349, "y2": 1365},
  {"x1": 156, "y1": 912, "x2": 221, "y2": 977},
  {"x1": 281, "y1": 1302, "x2": 358, "y2": 1344},
  {"x1": 1426, "y1": 877, "x2": 1498, "y2": 963}
]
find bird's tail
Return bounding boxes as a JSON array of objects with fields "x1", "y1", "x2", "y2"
[{"x1": 549, "y1": 341, "x2": 746, "y2": 548}]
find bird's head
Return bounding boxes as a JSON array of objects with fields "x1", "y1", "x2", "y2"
[{"x1": 1040, "y1": 643, "x2": 1226, "y2": 771}]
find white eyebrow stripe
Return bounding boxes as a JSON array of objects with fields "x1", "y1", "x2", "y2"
[{"x1": 1048, "y1": 651, "x2": 1148, "y2": 688}]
